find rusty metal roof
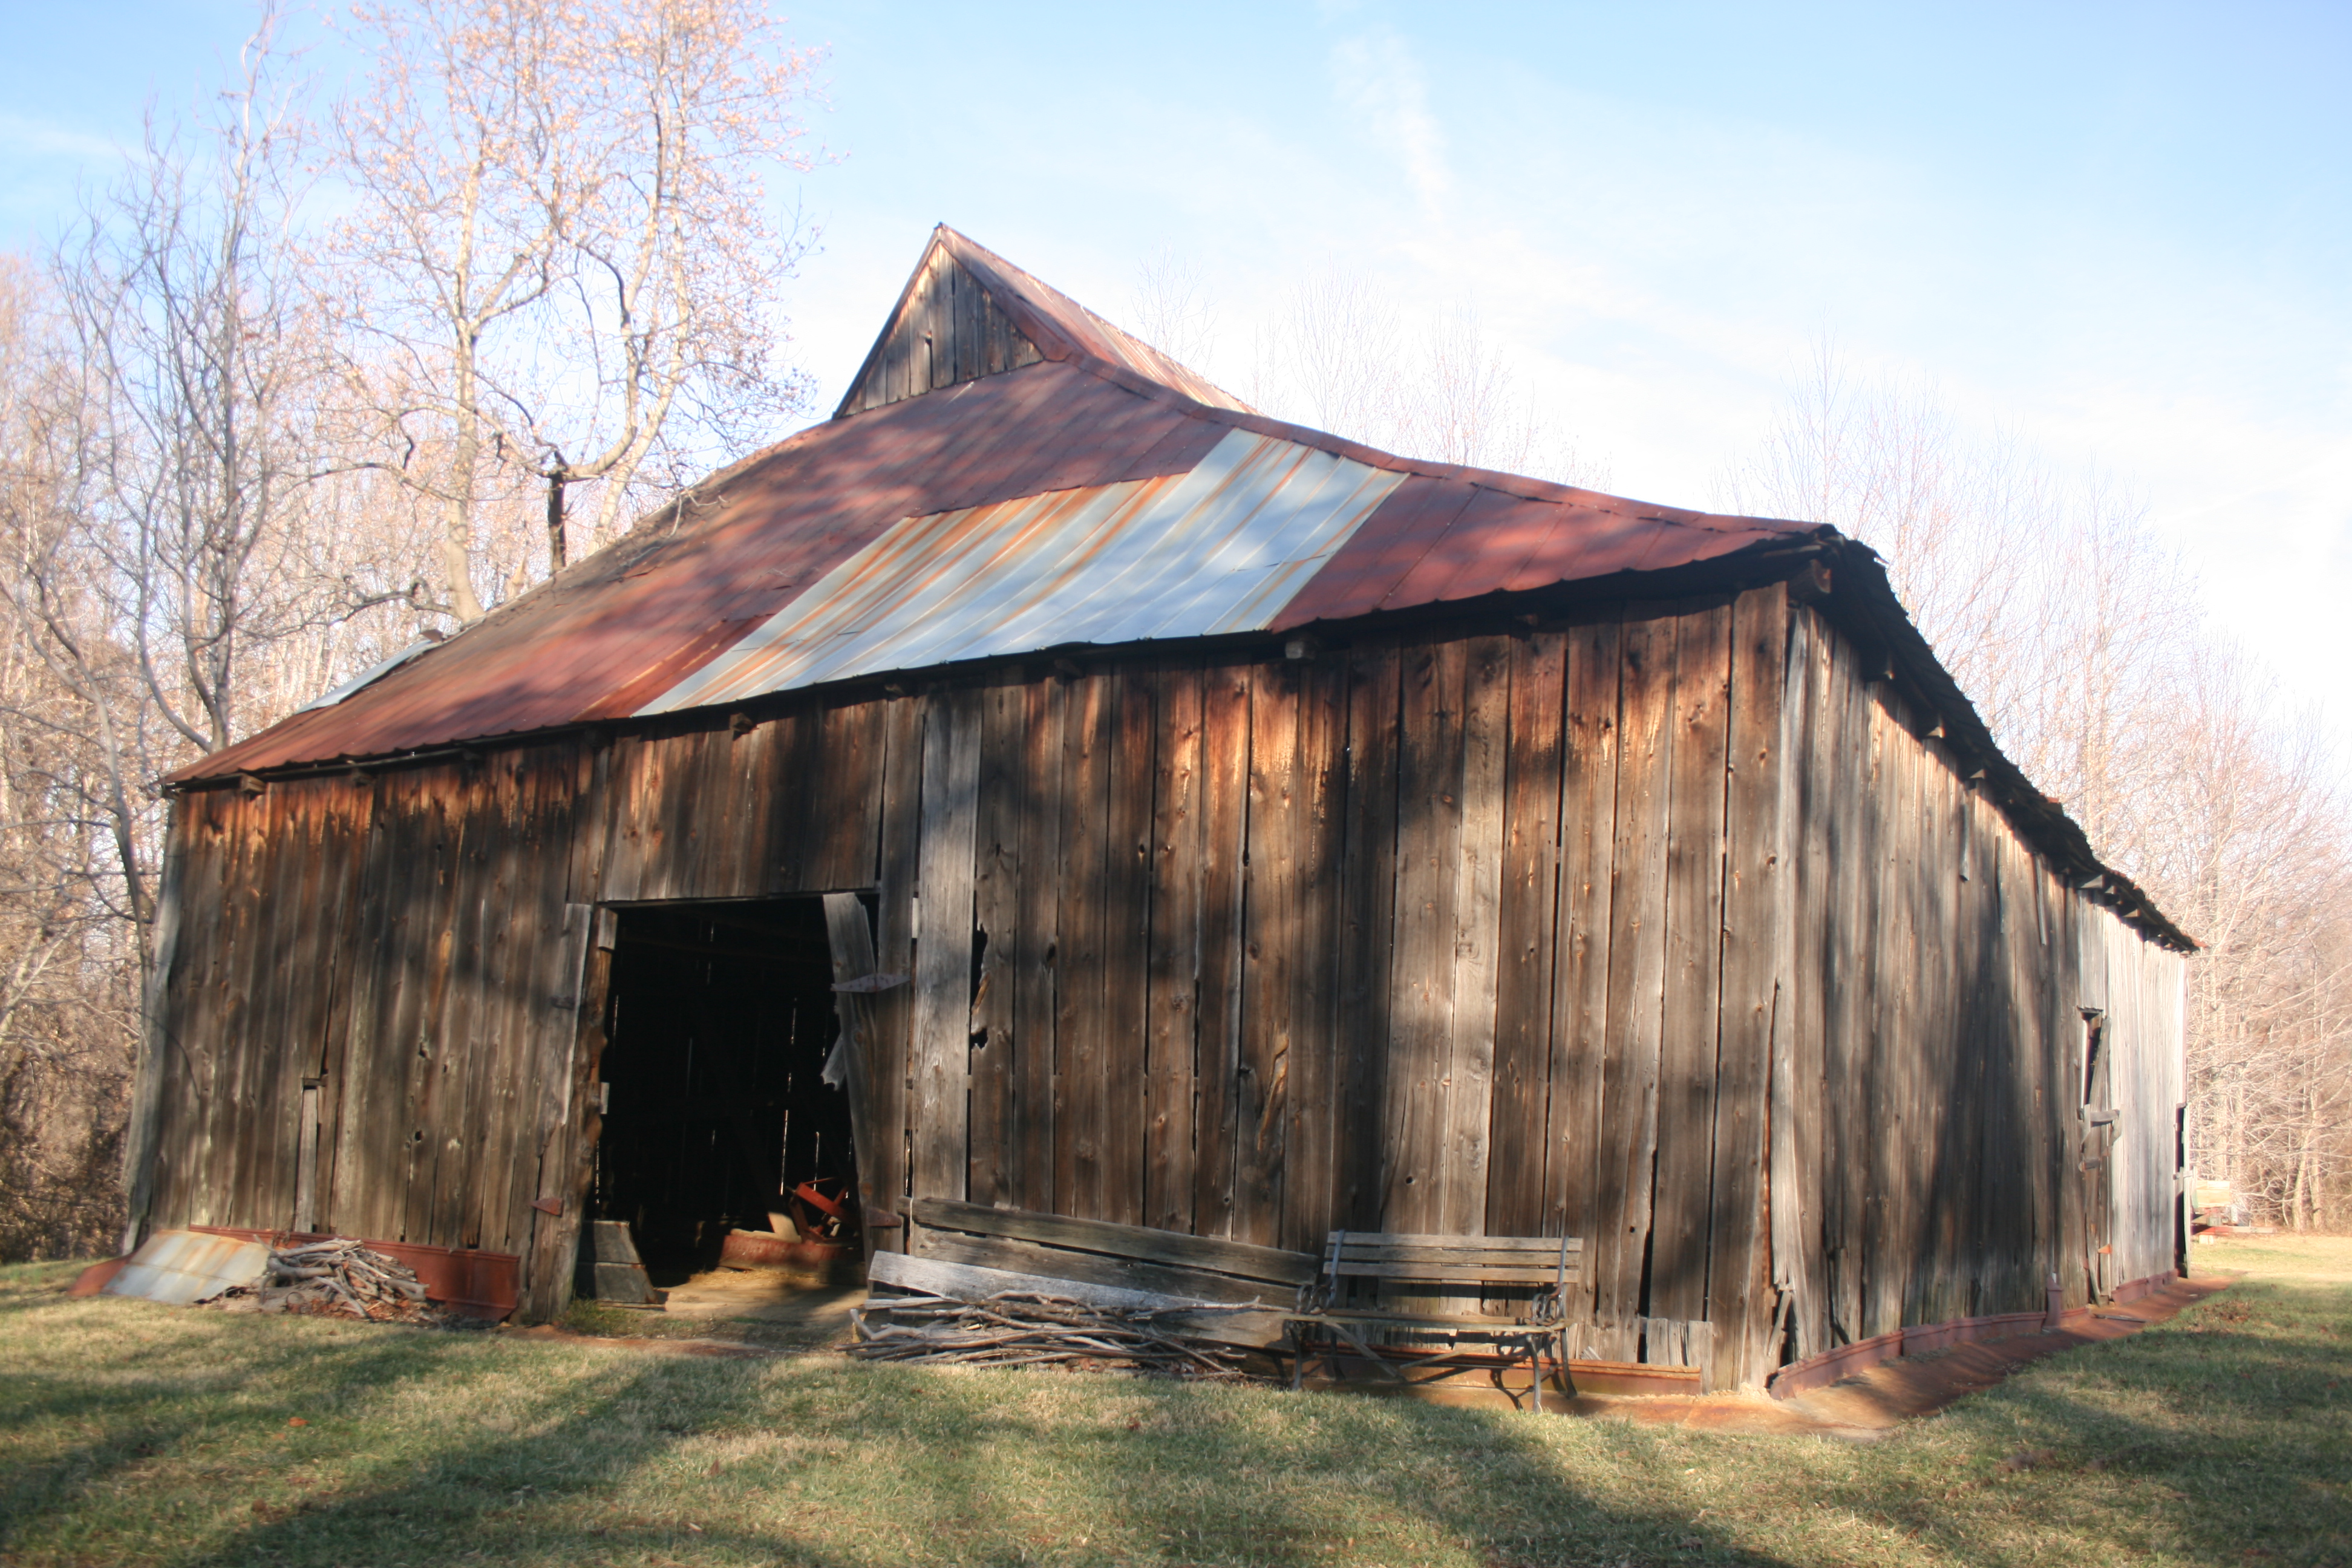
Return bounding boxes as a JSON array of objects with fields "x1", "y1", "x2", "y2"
[{"x1": 182, "y1": 243, "x2": 1824, "y2": 782}]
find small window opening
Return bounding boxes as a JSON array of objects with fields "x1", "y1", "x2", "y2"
[{"x1": 2081, "y1": 1010, "x2": 2105, "y2": 1105}]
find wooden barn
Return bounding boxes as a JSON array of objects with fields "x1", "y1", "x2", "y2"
[{"x1": 126, "y1": 227, "x2": 2192, "y2": 1391}]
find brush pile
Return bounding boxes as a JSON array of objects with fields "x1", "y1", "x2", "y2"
[
  {"x1": 201, "y1": 1238, "x2": 449, "y2": 1324},
  {"x1": 849, "y1": 1292, "x2": 1252, "y2": 1379}
]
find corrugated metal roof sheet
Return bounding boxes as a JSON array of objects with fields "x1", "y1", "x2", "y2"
[
  {"x1": 179, "y1": 240, "x2": 1824, "y2": 782},
  {"x1": 644, "y1": 430, "x2": 1404, "y2": 713}
]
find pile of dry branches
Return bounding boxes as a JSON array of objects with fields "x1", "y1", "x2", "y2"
[
  {"x1": 203, "y1": 1238, "x2": 447, "y2": 1324},
  {"x1": 848, "y1": 1292, "x2": 1250, "y2": 1379}
]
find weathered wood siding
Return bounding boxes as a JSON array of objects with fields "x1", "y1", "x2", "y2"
[
  {"x1": 1774, "y1": 604, "x2": 2186, "y2": 1382},
  {"x1": 838, "y1": 247, "x2": 1044, "y2": 416},
  {"x1": 144, "y1": 584, "x2": 2186, "y2": 1382}
]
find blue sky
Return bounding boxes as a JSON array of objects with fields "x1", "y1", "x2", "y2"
[{"x1": 4, "y1": 1, "x2": 2347, "y2": 745}]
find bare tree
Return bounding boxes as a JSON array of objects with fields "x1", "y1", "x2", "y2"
[
  {"x1": 1244, "y1": 267, "x2": 1607, "y2": 487},
  {"x1": 332, "y1": 0, "x2": 821, "y2": 609},
  {"x1": 0, "y1": 260, "x2": 145, "y2": 1258},
  {"x1": 1730, "y1": 347, "x2": 2352, "y2": 1229},
  {"x1": 1128, "y1": 244, "x2": 1220, "y2": 380}
]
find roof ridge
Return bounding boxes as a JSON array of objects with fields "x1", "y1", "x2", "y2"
[{"x1": 1044, "y1": 341, "x2": 1813, "y2": 537}]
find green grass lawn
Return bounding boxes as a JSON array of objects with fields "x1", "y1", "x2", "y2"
[{"x1": 2, "y1": 1236, "x2": 2346, "y2": 1567}]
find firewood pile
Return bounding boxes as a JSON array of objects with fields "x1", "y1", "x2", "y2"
[
  {"x1": 848, "y1": 1292, "x2": 1252, "y2": 1379},
  {"x1": 201, "y1": 1239, "x2": 449, "y2": 1324}
]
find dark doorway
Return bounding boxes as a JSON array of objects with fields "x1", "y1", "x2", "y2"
[{"x1": 590, "y1": 896, "x2": 860, "y2": 1281}]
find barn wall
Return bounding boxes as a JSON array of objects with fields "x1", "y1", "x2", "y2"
[
  {"x1": 143, "y1": 581, "x2": 2186, "y2": 1383},
  {"x1": 1775, "y1": 604, "x2": 2187, "y2": 1373}
]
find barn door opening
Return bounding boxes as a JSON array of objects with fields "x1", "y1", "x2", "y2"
[{"x1": 589, "y1": 896, "x2": 864, "y2": 1282}]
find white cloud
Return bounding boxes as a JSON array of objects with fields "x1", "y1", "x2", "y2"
[
  {"x1": 0, "y1": 113, "x2": 120, "y2": 163},
  {"x1": 1328, "y1": 29, "x2": 1448, "y2": 215}
]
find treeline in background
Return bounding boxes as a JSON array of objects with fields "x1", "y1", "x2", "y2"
[{"x1": 1, "y1": 1, "x2": 2341, "y2": 1262}]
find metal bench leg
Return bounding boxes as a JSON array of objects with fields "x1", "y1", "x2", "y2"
[{"x1": 1331, "y1": 1320, "x2": 1410, "y2": 1383}]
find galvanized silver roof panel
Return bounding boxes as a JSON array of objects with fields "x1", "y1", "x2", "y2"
[{"x1": 639, "y1": 429, "x2": 1405, "y2": 713}]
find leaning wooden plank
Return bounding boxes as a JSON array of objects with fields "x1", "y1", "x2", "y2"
[
  {"x1": 822, "y1": 892, "x2": 885, "y2": 1239},
  {"x1": 866, "y1": 694, "x2": 924, "y2": 1246},
  {"x1": 911, "y1": 1227, "x2": 1290, "y2": 1307},
  {"x1": 867, "y1": 1252, "x2": 1289, "y2": 1348},
  {"x1": 913, "y1": 1197, "x2": 1318, "y2": 1285}
]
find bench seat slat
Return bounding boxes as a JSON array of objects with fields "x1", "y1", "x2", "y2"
[
  {"x1": 1345, "y1": 1250, "x2": 1580, "y2": 1259},
  {"x1": 1331, "y1": 1233, "x2": 1579, "y2": 1252},
  {"x1": 1289, "y1": 1310, "x2": 1558, "y2": 1328},
  {"x1": 1329, "y1": 1262, "x2": 1575, "y2": 1283}
]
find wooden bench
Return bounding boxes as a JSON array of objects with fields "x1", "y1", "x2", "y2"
[{"x1": 1285, "y1": 1232, "x2": 1584, "y2": 1412}]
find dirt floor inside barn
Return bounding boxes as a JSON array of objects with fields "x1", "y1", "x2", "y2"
[{"x1": 2, "y1": 1234, "x2": 2345, "y2": 1567}]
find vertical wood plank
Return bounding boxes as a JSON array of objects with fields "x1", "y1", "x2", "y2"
[
  {"x1": 820, "y1": 700, "x2": 887, "y2": 893},
  {"x1": 1192, "y1": 664, "x2": 1252, "y2": 1236},
  {"x1": 518, "y1": 894, "x2": 599, "y2": 1319},
  {"x1": 324, "y1": 785, "x2": 398, "y2": 1236},
  {"x1": 1486, "y1": 631, "x2": 1566, "y2": 1241},
  {"x1": 1544, "y1": 612, "x2": 1621, "y2": 1319},
  {"x1": 1011, "y1": 679, "x2": 1065, "y2": 1215},
  {"x1": 1280, "y1": 654, "x2": 1349, "y2": 1253},
  {"x1": 1593, "y1": 609, "x2": 1674, "y2": 1352},
  {"x1": 1336, "y1": 645, "x2": 1402, "y2": 1232},
  {"x1": 866, "y1": 694, "x2": 923, "y2": 1242},
  {"x1": 392, "y1": 789, "x2": 465, "y2": 1243},
  {"x1": 1827, "y1": 631, "x2": 1876, "y2": 1342},
  {"x1": 1650, "y1": 599, "x2": 1732, "y2": 1330},
  {"x1": 1440, "y1": 636, "x2": 1511, "y2": 1237},
  {"x1": 912, "y1": 690, "x2": 982, "y2": 1204},
  {"x1": 967, "y1": 680, "x2": 1024, "y2": 1208},
  {"x1": 1054, "y1": 673, "x2": 1112, "y2": 1218},
  {"x1": 1786, "y1": 607, "x2": 1834, "y2": 1357},
  {"x1": 1239, "y1": 662, "x2": 1299, "y2": 1246},
  {"x1": 1705, "y1": 585, "x2": 1789, "y2": 1389},
  {"x1": 1102, "y1": 665, "x2": 1157, "y2": 1227},
  {"x1": 1145, "y1": 662, "x2": 1206, "y2": 1233},
  {"x1": 1382, "y1": 641, "x2": 1466, "y2": 1234}
]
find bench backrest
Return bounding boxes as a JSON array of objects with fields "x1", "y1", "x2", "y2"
[{"x1": 1322, "y1": 1231, "x2": 1584, "y2": 1290}]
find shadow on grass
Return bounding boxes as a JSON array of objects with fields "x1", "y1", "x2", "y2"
[
  {"x1": 1, "y1": 1258, "x2": 1804, "y2": 1568},
  {"x1": 1791, "y1": 1273, "x2": 2352, "y2": 1568},
  {"x1": 144, "y1": 1354, "x2": 1807, "y2": 1567},
  {"x1": 25, "y1": 1260, "x2": 2347, "y2": 1567}
]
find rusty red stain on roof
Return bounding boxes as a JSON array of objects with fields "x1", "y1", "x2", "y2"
[{"x1": 181, "y1": 235, "x2": 1823, "y2": 782}]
